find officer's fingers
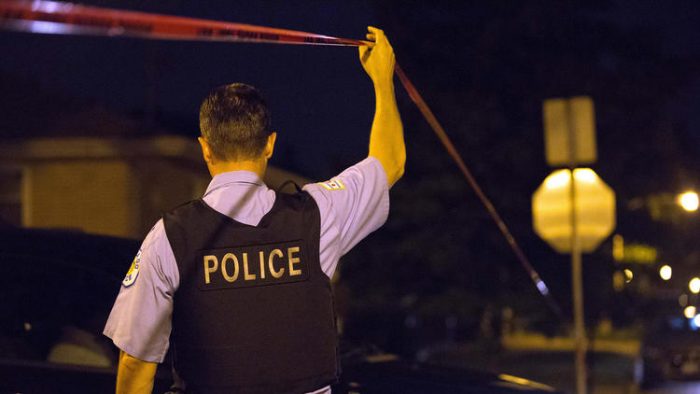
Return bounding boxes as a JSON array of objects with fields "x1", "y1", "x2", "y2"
[
  {"x1": 368, "y1": 29, "x2": 390, "y2": 49},
  {"x1": 366, "y1": 33, "x2": 376, "y2": 41},
  {"x1": 358, "y1": 45, "x2": 371, "y2": 63},
  {"x1": 374, "y1": 34, "x2": 394, "y2": 52},
  {"x1": 368, "y1": 27, "x2": 386, "y2": 42},
  {"x1": 368, "y1": 26, "x2": 385, "y2": 40}
]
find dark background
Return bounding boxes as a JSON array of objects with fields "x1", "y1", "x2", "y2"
[{"x1": 2, "y1": 0, "x2": 700, "y2": 355}]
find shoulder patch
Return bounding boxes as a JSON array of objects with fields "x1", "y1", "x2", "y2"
[
  {"x1": 318, "y1": 178, "x2": 345, "y2": 191},
  {"x1": 122, "y1": 250, "x2": 142, "y2": 287}
]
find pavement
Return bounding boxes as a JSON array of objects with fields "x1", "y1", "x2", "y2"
[
  {"x1": 421, "y1": 344, "x2": 700, "y2": 394},
  {"x1": 641, "y1": 382, "x2": 700, "y2": 394}
]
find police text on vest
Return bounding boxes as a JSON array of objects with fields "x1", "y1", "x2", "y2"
[{"x1": 197, "y1": 241, "x2": 309, "y2": 290}]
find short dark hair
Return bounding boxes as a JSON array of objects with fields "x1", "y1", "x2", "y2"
[{"x1": 199, "y1": 83, "x2": 272, "y2": 161}]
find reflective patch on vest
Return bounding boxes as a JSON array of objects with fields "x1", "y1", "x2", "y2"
[
  {"x1": 122, "y1": 250, "x2": 142, "y2": 287},
  {"x1": 198, "y1": 240, "x2": 309, "y2": 290},
  {"x1": 318, "y1": 178, "x2": 345, "y2": 191}
]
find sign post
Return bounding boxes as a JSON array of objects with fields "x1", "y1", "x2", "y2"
[
  {"x1": 535, "y1": 97, "x2": 614, "y2": 394},
  {"x1": 568, "y1": 112, "x2": 586, "y2": 394}
]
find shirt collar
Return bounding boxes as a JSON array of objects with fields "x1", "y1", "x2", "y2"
[{"x1": 204, "y1": 171, "x2": 265, "y2": 197}]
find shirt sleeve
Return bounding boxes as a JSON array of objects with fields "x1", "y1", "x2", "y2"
[
  {"x1": 304, "y1": 157, "x2": 390, "y2": 277},
  {"x1": 103, "y1": 219, "x2": 179, "y2": 363}
]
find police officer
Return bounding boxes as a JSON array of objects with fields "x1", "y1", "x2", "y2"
[{"x1": 104, "y1": 26, "x2": 404, "y2": 394}]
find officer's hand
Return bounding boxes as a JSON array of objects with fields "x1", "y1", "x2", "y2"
[{"x1": 359, "y1": 26, "x2": 395, "y2": 86}]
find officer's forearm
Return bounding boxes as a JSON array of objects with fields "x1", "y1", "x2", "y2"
[
  {"x1": 116, "y1": 351, "x2": 157, "y2": 394},
  {"x1": 368, "y1": 79, "x2": 405, "y2": 187}
]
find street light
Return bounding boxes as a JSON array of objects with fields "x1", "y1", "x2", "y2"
[
  {"x1": 678, "y1": 191, "x2": 699, "y2": 212},
  {"x1": 659, "y1": 265, "x2": 672, "y2": 281},
  {"x1": 690, "y1": 277, "x2": 700, "y2": 294},
  {"x1": 685, "y1": 306, "x2": 697, "y2": 319},
  {"x1": 623, "y1": 269, "x2": 633, "y2": 283}
]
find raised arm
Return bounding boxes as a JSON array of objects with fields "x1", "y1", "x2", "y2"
[{"x1": 360, "y1": 27, "x2": 405, "y2": 187}]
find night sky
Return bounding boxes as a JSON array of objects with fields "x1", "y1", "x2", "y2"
[
  {"x1": 1, "y1": 1, "x2": 698, "y2": 180},
  {"x1": 0, "y1": 0, "x2": 381, "y2": 179},
  {"x1": 614, "y1": 0, "x2": 700, "y2": 144}
]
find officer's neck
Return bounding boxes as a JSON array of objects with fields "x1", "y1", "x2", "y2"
[{"x1": 208, "y1": 158, "x2": 267, "y2": 180}]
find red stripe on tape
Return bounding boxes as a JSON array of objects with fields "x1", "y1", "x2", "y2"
[{"x1": 0, "y1": 0, "x2": 368, "y2": 46}]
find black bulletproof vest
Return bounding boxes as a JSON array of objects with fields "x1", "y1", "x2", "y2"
[{"x1": 163, "y1": 191, "x2": 339, "y2": 394}]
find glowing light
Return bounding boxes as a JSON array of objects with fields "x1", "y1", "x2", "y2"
[
  {"x1": 535, "y1": 279, "x2": 550, "y2": 296},
  {"x1": 612, "y1": 234, "x2": 624, "y2": 262},
  {"x1": 26, "y1": 21, "x2": 72, "y2": 35},
  {"x1": 678, "y1": 191, "x2": 699, "y2": 212},
  {"x1": 543, "y1": 168, "x2": 599, "y2": 191},
  {"x1": 659, "y1": 265, "x2": 672, "y2": 281},
  {"x1": 690, "y1": 277, "x2": 700, "y2": 294},
  {"x1": 624, "y1": 269, "x2": 634, "y2": 283},
  {"x1": 685, "y1": 306, "x2": 697, "y2": 319},
  {"x1": 613, "y1": 271, "x2": 624, "y2": 292},
  {"x1": 35, "y1": 1, "x2": 62, "y2": 13},
  {"x1": 497, "y1": 374, "x2": 552, "y2": 390},
  {"x1": 544, "y1": 169, "x2": 570, "y2": 190},
  {"x1": 574, "y1": 168, "x2": 597, "y2": 184},
  {"x1": 694, "y1": 315, "x2": 700, "y2": 328}
]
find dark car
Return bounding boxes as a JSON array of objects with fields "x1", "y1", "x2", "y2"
[
  {"x1": 335, "y1": 343, "x2": 559, "y2": 393},
  {"x1": 0, "y1": 227, "x2": 142, "y2": 393},
  {"x1": 0, "y1": 227, "x2": 560, "y2": 393},
  {"x1": 640, "y1": 314, "x2": 700, "y2": 387}
]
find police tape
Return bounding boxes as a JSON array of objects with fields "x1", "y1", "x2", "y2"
[
  {"x1": 0, "y1": 0, "x2": 368, "y2": 46},
  {"x1": 395, "y1": 64, "x2": 562, "y2": 319},
  {"x1": 0, "y1": 0, "x2": 563, "y2": 318}
]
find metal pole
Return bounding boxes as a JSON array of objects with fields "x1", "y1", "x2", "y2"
[{"x1": 567, "y1": 100, "x2": 587, "y2": 394}]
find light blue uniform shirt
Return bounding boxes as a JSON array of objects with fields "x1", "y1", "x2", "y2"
[{"x1": 104, "y1": 157, "x2": 390, "y2": 393}]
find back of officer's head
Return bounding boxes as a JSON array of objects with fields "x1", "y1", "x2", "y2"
[{"x1": 199, "y1": 83, "x2": 272, "y2": 161}]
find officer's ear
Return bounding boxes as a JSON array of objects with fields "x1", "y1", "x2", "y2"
[
  {"x1": 264, "y1": 132, "x2": 277, "y2": 160},
  {"x1": 198, "y1": 136, "x2": 215, "y2": 165}
]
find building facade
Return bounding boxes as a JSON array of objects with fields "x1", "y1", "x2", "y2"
[{"x1": 0, "y1": 136, "x2": 308, "y2": 238}]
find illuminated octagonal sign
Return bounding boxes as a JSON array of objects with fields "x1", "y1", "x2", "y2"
[{"x1": 532, "y1": 169, "x2": 616, "y2": 254}]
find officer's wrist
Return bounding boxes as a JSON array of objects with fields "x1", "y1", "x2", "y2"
[{"x1": 372, "y1": 78, "x2": 395, "y2": 94}]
